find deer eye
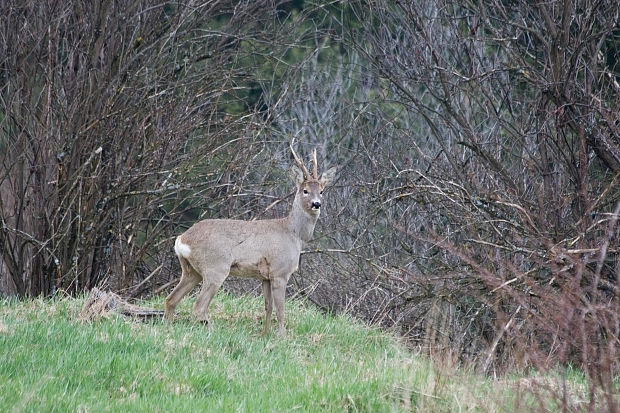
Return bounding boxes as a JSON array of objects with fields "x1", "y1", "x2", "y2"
[
  {"x1": 303, "y1": 189, "x2": 309, "y2": 194},
  {"x1": 319, "y1": 191, "x2": 323, "y2": 195}
]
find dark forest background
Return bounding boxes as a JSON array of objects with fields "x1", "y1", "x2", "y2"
[{"x1": 1, "y1": 0, "x2": 618, "y2": 406}]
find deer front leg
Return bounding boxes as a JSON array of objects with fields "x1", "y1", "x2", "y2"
[
  {"x1": 271, "y1": 277, "x2": 288, "y2": 336},
  {"x1": 262, "y1": 280, "x2": 273, "y2": 336}
]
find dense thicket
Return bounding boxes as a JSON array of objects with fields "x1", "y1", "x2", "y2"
[
  {"x1": 0, "y1": 0, "x2": 307, "y2": 296},
  {"x1": 1, "y1": 0, "x2": 618, "y2": 407}
]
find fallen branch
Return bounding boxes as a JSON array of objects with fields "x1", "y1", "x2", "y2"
[{"x1": 80, "y1": 288, "x2": 164, "y2": 322}]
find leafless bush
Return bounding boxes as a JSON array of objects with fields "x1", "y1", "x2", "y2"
[
  {"x1": 324, "y1": 0, "x2": 618, "y2": 407},
  {"x1": 2, "y1": 1, "x2": 617, "y2": 407},
  {"x1": 0, "y1": 0, "x2": 303, "y2": 296}
]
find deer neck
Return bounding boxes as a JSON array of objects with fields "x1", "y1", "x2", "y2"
[{"x1": 286, "y1": 195, "x2": 319, "y2": 243}]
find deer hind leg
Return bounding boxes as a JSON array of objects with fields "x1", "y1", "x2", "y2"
[
  {"x1": 262, "y1": 280, "x2": 273, "y2": 336},
  {"x1": 192, "y1": 262, "x2": 229, "y2": 326},
  {"x1": 193, "y1": 281, "x2": 222, "y2": 325},
  {"x1": 165, "y1": 256, "x2": 201, "y2": 321}
]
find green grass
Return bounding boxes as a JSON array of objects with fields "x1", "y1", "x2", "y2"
[{"x1": 0, "y1": 293, "x2": 599, "y2": 412}]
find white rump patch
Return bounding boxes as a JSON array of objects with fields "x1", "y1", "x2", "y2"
[{"x1": 174, "y1": 237, "x2": 192, "y2": 258}]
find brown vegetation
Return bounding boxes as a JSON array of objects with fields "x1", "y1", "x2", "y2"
[{"x1": 1, "y1": 0, "x2": 618, "y2": 410}]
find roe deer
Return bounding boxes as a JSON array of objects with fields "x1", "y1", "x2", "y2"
[{"x1": 164, "y1": 144, "x2": 337, "y2": 335}]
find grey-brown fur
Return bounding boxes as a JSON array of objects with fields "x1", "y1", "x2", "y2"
[{"x1": 164, "y1": 145, "x2": 337, "y2": 335}]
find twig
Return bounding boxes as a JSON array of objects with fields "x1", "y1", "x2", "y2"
[{"x1": 482, "y1": 305, "x2": 522, "y2": 374}]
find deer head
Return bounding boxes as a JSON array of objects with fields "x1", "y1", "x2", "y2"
[{"x1": 289, "y1": 142, "x2": 337, "y2": 217}]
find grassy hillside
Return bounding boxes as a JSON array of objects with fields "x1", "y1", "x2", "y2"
[{"x1": 0, "y1": 293, "x2": 594, "y2": 412}]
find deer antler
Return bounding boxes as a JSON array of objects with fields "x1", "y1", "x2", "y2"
[
  {"x1": 311, "y1": 149, "x2": 318, "y2": 179},
  {"x1": 289, "y1": 140, "x2": 312, "y2": 181}
]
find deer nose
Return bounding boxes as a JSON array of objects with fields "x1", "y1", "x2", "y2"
[{"x1": 311, "y1": 201, "x2": 321, "y2": 209}]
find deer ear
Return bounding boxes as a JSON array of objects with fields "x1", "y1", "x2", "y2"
[
  {"x1": 319, "y1": 166, "x2": 337, "y2": 187},
  {"x1": 289, "y1": 165, "x2": 305, "y2": 185}
]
